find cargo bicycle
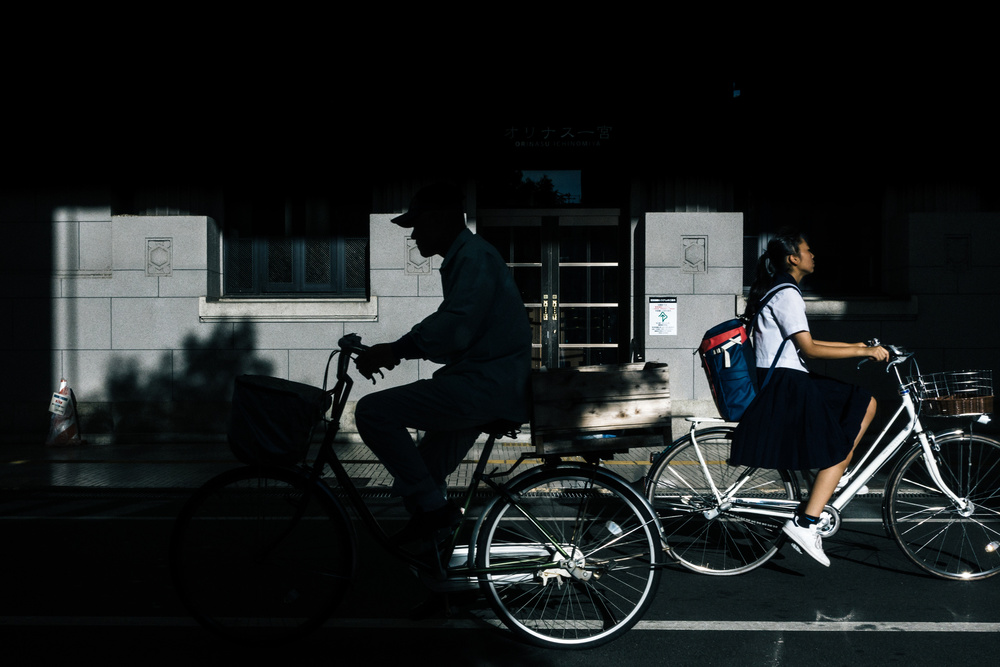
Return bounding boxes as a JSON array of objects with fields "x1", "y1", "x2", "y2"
[
  {"x1": 645, "y1": 343, "x2": 1000, "y2": 580},
  {"x1": 169, "y1": 334, "x2": 666, "y2": 648}
]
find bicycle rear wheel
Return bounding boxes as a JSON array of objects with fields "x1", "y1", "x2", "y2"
[
  {"x1": 646, "y1": 427, "x2": 799, "y2": 575},
  {"x1": 170, "y1": 466, "x2": 356, "y2": 642},
  {"x1": 476, "y1": 465, "x2": 662, "y2": 648},
  {"x1": 885, "y1": 431, "x2": 1000, "y2": 580}
]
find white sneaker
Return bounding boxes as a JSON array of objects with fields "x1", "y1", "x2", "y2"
[{"x1": 782, "y1": 519, "x2": 831, "y2": 567}]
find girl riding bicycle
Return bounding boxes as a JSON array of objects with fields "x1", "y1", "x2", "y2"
[{"x1": 730, "y1": 228, "x2": 889, "y2": 566}]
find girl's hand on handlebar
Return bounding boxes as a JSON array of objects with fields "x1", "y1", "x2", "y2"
[{"x1": 867, "y1": 345, "x2": 891, "y2": 363}]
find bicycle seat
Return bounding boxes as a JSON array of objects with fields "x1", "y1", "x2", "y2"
[{"x1": 478, "y1": 419, "x2": 524, "y2": 438}]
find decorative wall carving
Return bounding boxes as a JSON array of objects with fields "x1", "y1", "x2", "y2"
[
  {"x1": 146, "y1": 238, "x2": 172, "y2": 277},
  {"x1": 682, "y1": 236, "x2": 707, "y2": 273},
  {"x1": 405, "y1": 238, "x2": 432, "y2": 275}
]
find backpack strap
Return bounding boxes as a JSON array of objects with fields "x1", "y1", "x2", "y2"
[
  {"x1": 751, "y1": 283, "x2": 801, "y2": 332},
  {"x1": 759, "y1": 339, "x2": 790, "y2": 391},
  {"x1": 752, "y1": 282, "x2": 802, "y2": 391}
]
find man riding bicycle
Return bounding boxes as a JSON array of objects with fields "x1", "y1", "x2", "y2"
[{"x1": 354, "y1": 183, "x2": 532, "y2": 544}]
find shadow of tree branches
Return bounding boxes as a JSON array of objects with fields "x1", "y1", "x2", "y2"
[{"x1": 103, "y1": 322, "x2": 273, "y2": 443}]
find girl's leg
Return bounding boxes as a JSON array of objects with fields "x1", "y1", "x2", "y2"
[
  {"x1": 804, "y1": 397, "x2": 878, "y2": 516},
  {"x1": 785, "y1": 398, "x2": 879, "y2": 567}
]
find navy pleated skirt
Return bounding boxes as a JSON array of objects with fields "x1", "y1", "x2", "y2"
[{"x1": 729, "y1": 368, "x2": 872, "y2": 471}]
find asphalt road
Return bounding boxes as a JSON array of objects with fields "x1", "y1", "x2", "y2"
[{"x1": 1, "y1": 489, "x2": 998, "y2": 666}]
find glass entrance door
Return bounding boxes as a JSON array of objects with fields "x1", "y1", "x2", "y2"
[{"x1": 478, "y1": 210, "x2": 622, "y2": 369}]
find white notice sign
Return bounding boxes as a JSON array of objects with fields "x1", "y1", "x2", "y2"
[{"x1": 649, "y1": 297, "x2": 677, "y2": 336}]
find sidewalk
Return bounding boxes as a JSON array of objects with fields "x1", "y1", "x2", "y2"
[
  {"x1": 0, "y1": 439, "x2": 890, "y2": 524},
  {"x1": 0, "y1": 437, "x2": 660, "y2": 494}
]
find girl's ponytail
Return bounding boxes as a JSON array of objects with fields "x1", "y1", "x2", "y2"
[{"x1": 742, "y1": 228, "x2": 803, "y2": 321}]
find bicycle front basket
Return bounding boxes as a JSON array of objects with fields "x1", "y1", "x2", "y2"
[
  {"x1": 908, "y1": 369, "x2": 993, "y2": 417},
  {"x1": 228, "y1": 375, "x2": 332, "y2": 465}
]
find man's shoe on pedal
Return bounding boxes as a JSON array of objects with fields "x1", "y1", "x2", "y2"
[{"x1": 782, "y1": 518, "x2": 830, "y2": 567}]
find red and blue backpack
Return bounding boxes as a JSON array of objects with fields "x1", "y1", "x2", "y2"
[{"x1": 697, "y1": 284, "x2": 799, "y2": 421}]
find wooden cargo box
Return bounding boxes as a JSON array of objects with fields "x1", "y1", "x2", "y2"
[{"x1": 529, "y1": 362, "x2": 670, "y2": 456}]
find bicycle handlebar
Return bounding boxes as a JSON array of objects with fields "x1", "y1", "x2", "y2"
[
  {"x1": 857, "y1": 338, "x2": 913, "y2": 372},
  {"x1": 335, "y1": 333, "x2": 385, "y2": 385},
  {"x1": 338, "y1": 333, "x2": 369, "y2": 356}
]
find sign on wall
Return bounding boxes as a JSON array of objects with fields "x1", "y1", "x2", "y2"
[
  {"x1": 504, "y1": 124, "x2": 614, "y2": 150},
  {"x1": 649, "y1": 297, "x2": 677, "y2": 336}
]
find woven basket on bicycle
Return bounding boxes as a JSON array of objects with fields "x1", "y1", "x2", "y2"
[
  {"x1": 228, "y1": 375, "x2": 332, "y2": 466},
  {"x1": 908, "y1": 369, "x2": 994, "y2": 417}
]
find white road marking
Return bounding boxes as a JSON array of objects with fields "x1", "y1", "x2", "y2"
[{"x1": 1, "y1": 617, "x2": 997, "y2": 633}]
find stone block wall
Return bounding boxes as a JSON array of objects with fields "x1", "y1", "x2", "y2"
[
  {"x1": 639, "y1": 212, "x2": 745, "y2": 430},
  {"x1": 7, "y1": 196, "x2": 998, "y2": 446},
  {"x1": 5, "y1": 206, "x2": 460, "y2": 444}
]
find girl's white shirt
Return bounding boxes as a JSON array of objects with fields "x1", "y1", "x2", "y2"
[{"x1": 754, "y1": 286, "x2": 809, "y2": 372}]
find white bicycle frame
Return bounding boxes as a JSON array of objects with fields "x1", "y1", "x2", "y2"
[{"x1": 687, "y1": 353, "x2": 973, "y2": 522}]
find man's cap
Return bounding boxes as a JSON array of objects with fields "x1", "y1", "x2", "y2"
[{"x1": 391, "y1": 183, "x2": 464, "y2": 227}]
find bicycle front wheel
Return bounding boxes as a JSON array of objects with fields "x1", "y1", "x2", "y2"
[
  {"x1": 169, "y1": 466, "x2": 356, "y2": 643},
  {"x1": 476, "y1": 465, "x2": 662, "y2": 648},
  {"x1": 885, "y1": 431, "x2": 1000, "y2": 580},
  {"x1": 646, "y1": 427, "x2": 799, "y2": 575}
]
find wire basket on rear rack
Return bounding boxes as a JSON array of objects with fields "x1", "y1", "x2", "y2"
[{"x1": 908, "y1": 370, "x2": 994, "y2": 417}]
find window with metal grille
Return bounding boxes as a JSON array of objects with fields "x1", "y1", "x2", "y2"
[
  {"x1": 225, "y1": 236, "x2": 368, "y2": 296},
  {"x1": 222, "y1": 191, "x2": 369, "y2": 297}
]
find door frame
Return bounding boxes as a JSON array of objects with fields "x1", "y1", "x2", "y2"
[{"x1": 476, "y1": 208, "x2": 629, "y2": 368}]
